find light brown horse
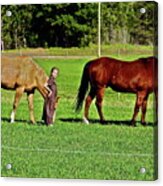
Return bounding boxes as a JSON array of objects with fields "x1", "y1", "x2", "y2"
[
  {"x1": 1, "y1": 56, "x2": 49, "y2": 124},
  {"x1": 75, "y1": 56, "x2": 158, "y2": 126}
]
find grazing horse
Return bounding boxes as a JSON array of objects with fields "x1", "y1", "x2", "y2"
[
  {"x1": 75, "y1": 56, "x2": 158, "y2": 126},
  {"x1": 1, "y1": 56, "x2": 49, "y2": 124}
]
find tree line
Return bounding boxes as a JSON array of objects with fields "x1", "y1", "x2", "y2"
[{"x1": 1, "y1": 2, "x2": 157, "y2": 50}]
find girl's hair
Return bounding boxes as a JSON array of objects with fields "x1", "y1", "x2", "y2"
[{"x1": 50, "y1": 67, "x2": 59, "y2": 75}]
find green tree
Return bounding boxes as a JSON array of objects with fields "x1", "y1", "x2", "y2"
[
  {"x1": 2, "y1": 5, "x2": 33, "y2": 49},
  {"x1": 1, "y1": 2, "x2": 158, "y2": 49}
]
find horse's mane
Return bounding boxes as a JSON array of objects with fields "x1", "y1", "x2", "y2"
[{"x1": 24, "y1": 56, "x2": 48, "y2": 78}]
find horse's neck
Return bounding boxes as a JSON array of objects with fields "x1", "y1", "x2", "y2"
[{"x1": 37, "y1": 84, "x2": 48, "y2": 99}]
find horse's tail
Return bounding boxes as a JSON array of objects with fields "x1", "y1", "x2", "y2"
[{"x1": 75, "y1": 63, "x2": 90, "y2": 112}]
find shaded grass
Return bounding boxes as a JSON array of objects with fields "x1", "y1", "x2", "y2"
[{"x1": 1, "y1": 56, "x2": 157, "y2": 180}]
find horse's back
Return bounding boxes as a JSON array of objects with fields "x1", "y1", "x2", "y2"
[
  {"x1": 112, "y1": 57, "x2": 156, "y2": 92},
  {"x1": 86, "y1": 56, "x2": 157, "y2": 93},
  {"x1": 1, "y1": 56, "x2": 38, "y2": 90}
]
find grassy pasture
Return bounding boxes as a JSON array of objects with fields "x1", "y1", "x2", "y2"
[{"x1": 1, "y1": 55, "x2": 157, "y2": 180}]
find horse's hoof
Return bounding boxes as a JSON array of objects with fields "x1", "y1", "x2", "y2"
[
  {"x1": 141, "y1": 122, "x2": 147, "y2": 126},
  {"x1": 48, "y1": 124, "x2": 53, "y2": 127},
  {"x1": 83, "y1": 117, "x2": 89, "y2": 124},
  {"x1": 30, "y1": 120, "x2": 36, "y2": 124},
  {"x1": 100, "y1": 120, "x2": 107, "y2": 125},
  {"x1": 130, "y1": 120, "x2": 136, "y2": 127}
]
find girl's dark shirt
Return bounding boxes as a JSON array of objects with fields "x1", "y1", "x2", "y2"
[{"x1": 42, "y1": 75, "x2": 57, "y2": 124}]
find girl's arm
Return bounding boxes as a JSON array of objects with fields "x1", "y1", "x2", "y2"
[{"x1": 44, "y1": 83, "x2": 52, "y2": 97}]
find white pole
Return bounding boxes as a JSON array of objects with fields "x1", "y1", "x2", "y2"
[{"x1": 98, "y1": 2, "x2": 101, "y2": 57}]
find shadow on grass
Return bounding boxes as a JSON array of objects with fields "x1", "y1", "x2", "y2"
[
  {"x1": 1, "y1": 117, "x2": 29, "y2": 123},
  {"x1": 1, "y1": 117, "x2": 155, "y2": 127},
  {"x1": 59, "y1": 118, "x2": 155, "y2": 127},
  {"x1": 1, "y1": 117, "x2": 46, "y2": 126}
]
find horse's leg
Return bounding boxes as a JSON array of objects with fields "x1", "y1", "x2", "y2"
[
  {"x1": 95, "y1": 87, "x2": 105, "y2": 124},
  {"x1": 131, "y1": 91, "x2": 146, "y2": 126},
  {"x1": 53, "y1": 110, "x2": 56, "y2": 123},
  {"x1": 10, "y1": 87, "x2": 24, "y2": 123},
  {"x1": 141, "y1": 94, "x2": 149, "y2": 126},
  {"x1": 27, "y1": 91, "x2": 35, "y2": 124},
  {"x1": 154, "y1": 88, "x2": 158, "y2": 125},
  {"x1": 83, "y1": 88, "x2": 96, "y2": 124}
]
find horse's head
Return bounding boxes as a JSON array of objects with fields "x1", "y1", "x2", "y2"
[{"x1": 54, "y1": 96, "x2": 60, "y2": 109}]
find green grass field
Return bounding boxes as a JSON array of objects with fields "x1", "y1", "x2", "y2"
[{"x1": 1, "y1": 55, "x2": 158, "y2": 180}]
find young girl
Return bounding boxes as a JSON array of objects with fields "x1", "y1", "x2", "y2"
[{"x1": 42, "y1": 67, "x2": 59, "y2": 126}]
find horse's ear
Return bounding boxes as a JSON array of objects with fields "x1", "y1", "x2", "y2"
[
  {"x1": 54, "y1": 96, "x2": 60, "y2": 109},
  {"x1": 56, "y1": 96, "x2": 60, "y2": 102}
]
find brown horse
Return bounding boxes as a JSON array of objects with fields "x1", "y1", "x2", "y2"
[
  {"x1": 75, "y1": 56, "x2": 158, "y2": 126},
  {"x1": 1, "y1": 56, "x2": 49, "y2": 124}
]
